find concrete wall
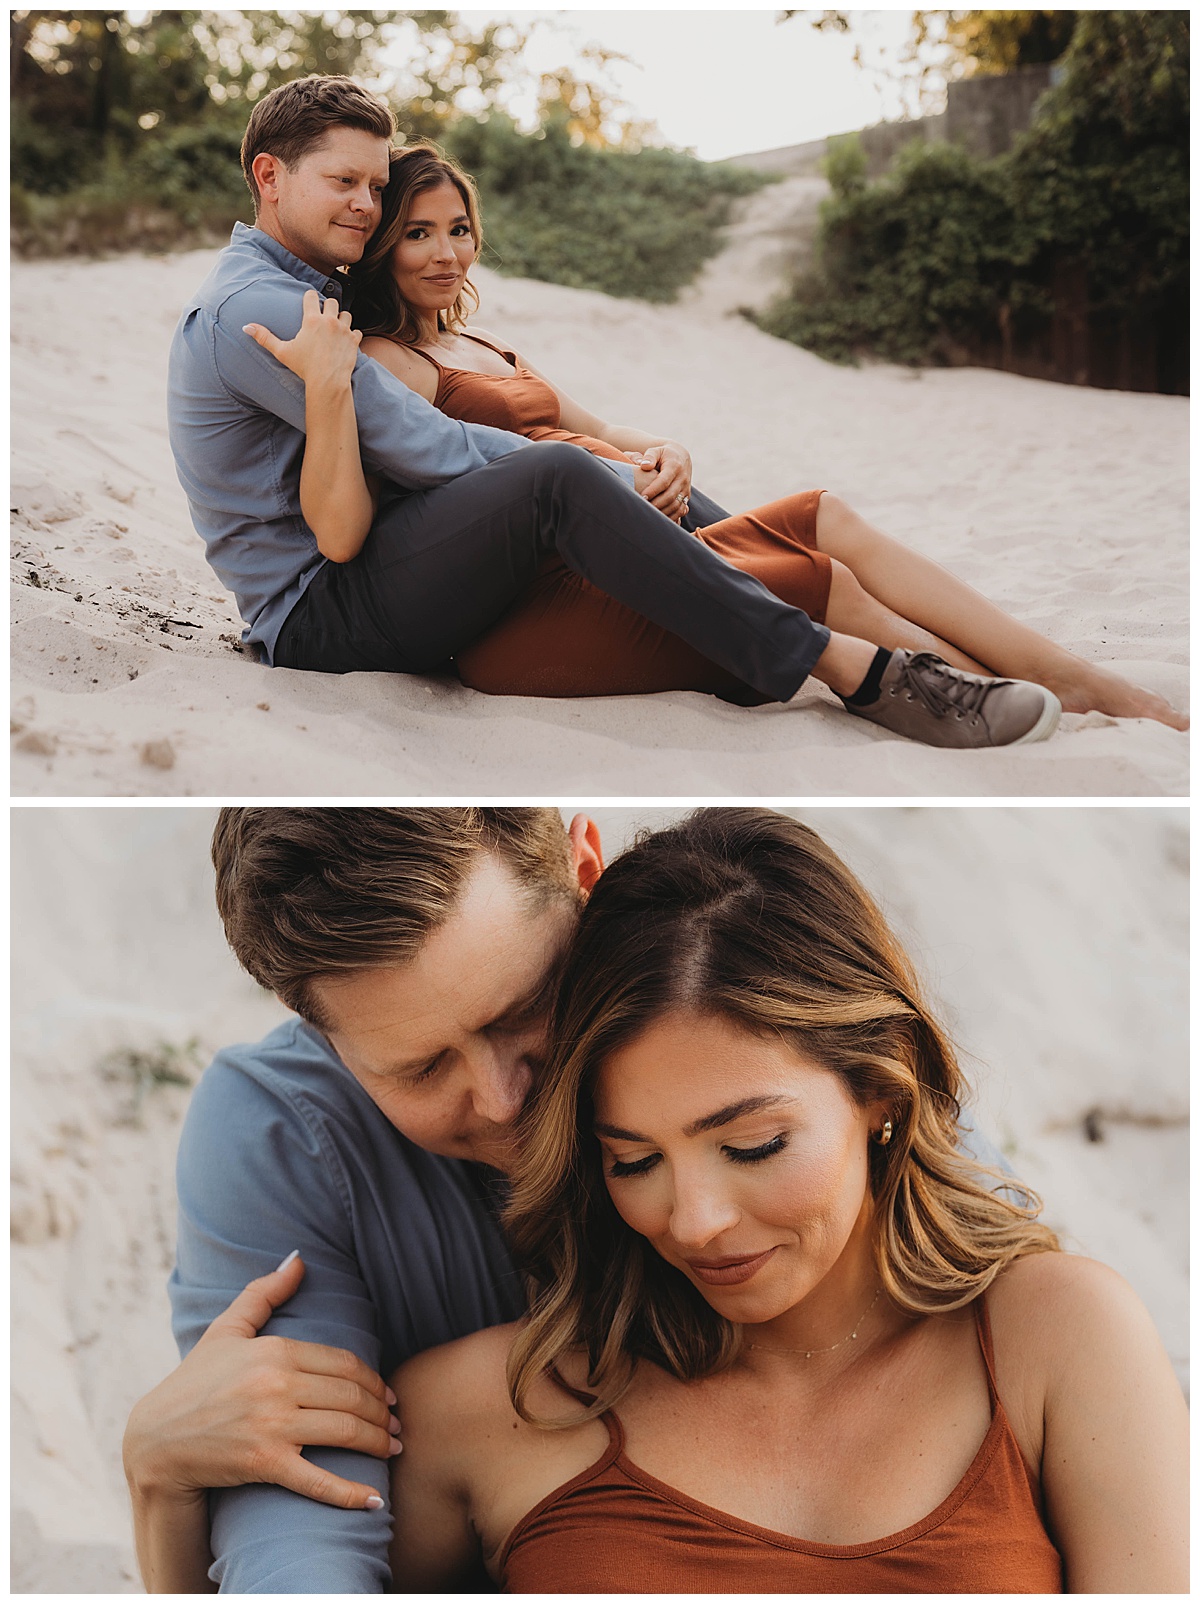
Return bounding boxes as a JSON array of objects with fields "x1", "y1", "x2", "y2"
[{"x1": 943, "y1": 64, "x2": 1056, "y2": 159}]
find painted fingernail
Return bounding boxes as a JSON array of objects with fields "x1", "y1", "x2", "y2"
[
  {"x1": 274, "y1": 1249, "x2": 300, "y2": 1272},
  {"x1": 365, "y1": 1494, "x2": 385, "y2": 1510},
  {"x1": 385, "y1": 1386, "x2": 397, "y2": 1406}
]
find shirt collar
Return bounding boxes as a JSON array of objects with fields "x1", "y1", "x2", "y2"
[{"x1": 230, "y1": 221, "x2": 347, "y2": 299}]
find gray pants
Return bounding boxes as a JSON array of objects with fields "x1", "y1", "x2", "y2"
[{"x1": 275, "y1": 442, "x2": 831, "y2": 701}]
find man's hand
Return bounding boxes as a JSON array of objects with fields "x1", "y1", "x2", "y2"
[
  {"x1": 628, "y1": 441, "x2": 693, "y2": 522},
  {"x1": 123, "y1": 1254, "x2": 400, "y2": 1513},
  {"x1": 244, "y1": 288, "x2": 362, "y2": 391}
]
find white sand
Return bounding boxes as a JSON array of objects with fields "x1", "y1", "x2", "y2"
[
  {"x1": 10, "y1": 806, "x2": 1188, "y2": 1591},
  {"x1": 10, "y1": 245, "x2": 1188, "y2": 797}
]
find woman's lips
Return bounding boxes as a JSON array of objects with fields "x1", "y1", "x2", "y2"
[{"x1": 685, "y1": 1247, "x2": 778, "y2": 1286}]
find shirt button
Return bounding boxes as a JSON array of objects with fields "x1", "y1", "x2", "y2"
[{"x1": 325, "y1": 282, "x2": 338, "y2": 296}]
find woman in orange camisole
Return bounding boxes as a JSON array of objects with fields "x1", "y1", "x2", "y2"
[
  {"x1": 380, "y1": 811, "x2": 1185, "y2": 1593},
  {"x1": 251, "y1": 144, "x2": 1184, "y2": 729}
]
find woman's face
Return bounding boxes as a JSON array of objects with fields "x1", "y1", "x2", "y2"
[
  {"x1": 592, "y1": 1009, "x2": 881, "y2": 1325},
  {"x1": 388, "y1": 179, "x2": 476, "y2": 321}
]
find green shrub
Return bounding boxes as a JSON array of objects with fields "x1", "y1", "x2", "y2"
[
  {"x1": 13, "y1": 98, "x2": 767, "y2": 301},
  {"x1": 760, "y1": 141, "x2": 1015, "y2": 365},
  {"x1": 822, "y1": 132, "x2": 867, "y2": 198},
  {"x1": 758, "y1": 11, "x2": 1188, "y2": 377},
  {"x1": 446, "y1": 115, "x2": 769, "y2": 302}
]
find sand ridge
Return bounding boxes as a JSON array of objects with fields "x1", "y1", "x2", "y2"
[{"x1": 10, "y1": 250, "x2": 1188, "y2": 795}]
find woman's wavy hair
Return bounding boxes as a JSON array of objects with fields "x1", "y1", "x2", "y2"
[
  {"x1": 505, "y1": 808, "x2": 1058, "y2": 1425},
  {"x1": 348, "y1": 142, "x2": 483, "y2": 343}
]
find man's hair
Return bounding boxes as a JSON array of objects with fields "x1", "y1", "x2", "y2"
[
  {"x1": 212, "y1": 808, "x2": 577, "y2": 1028},
  {"x1": 505, "y1": 808, "x2": 1059, "y2": 1427},
  {"x1": 240, "y1": 74, "x2": 395, "y2": 209}
]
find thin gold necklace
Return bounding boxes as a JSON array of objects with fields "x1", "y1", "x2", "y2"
[{"x1": 747, "y1": 1286, "x2": 883, "y2": 1359}]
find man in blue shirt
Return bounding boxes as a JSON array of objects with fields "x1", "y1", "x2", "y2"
[
  {"x1": 126, "y1": 808, "x2": 601, "y2": 1592},
  {"x1": 166, "y1": 74, "x2": 1062, "y2": 747}
]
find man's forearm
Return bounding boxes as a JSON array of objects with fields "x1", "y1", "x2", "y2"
[{"x1": 127, "y1": 1478, "x2": 216, "y2": 1595}]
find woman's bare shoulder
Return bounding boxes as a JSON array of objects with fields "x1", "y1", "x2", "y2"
[
  {"x1": 390, "y1": 1324, "x2": 603, "y2": 1489},
  {"x1": 360, "y1": 334, "x2": 431, "y2": 390},
  {"x1": 990, "y1": 1250, "x2": 1143, "y2": 1328},
  {"x1": 390, "y1": 1319, "x2": 520, "y2": 1408},
  {"x1": 988, "y1": 1251, "x2": 1165, "y2": 1387}
]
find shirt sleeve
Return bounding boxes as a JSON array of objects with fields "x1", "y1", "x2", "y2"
[
  {"x1": 169, "y1": 1054, "x2": 392, "y2": 1594},
  {"x1": 211, "y1": 277, "x2": 531, "y2": 489}
]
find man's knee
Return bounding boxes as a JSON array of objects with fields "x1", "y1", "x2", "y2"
[{"x1": 525, "y1": 440, "x2": 613, "y2": 491}]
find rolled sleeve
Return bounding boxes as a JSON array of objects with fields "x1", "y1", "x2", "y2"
[{"x1": 170, "y1": 1056, "x2": 392, "y2": 1593}]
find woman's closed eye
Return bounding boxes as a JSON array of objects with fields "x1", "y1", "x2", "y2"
[
  {"x1": 723, "y1": 1133, "x2": 789, "y2": 1165},
  {"x1": 607, "y1": 1151, "x2": 661, "y2": 1179}
]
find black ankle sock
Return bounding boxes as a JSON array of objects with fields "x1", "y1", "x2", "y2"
[{"x1": 841, "y1": 646, "x2": 894, "y2": 708}]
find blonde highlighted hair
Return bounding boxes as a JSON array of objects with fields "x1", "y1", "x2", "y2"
[{"x1": 505, "y1": 809, "x2": 1058, "y2": 1425}]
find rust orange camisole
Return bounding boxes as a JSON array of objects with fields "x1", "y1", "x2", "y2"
[
  {"x1": 498, "y1": 1299, "x2": 1064, "y2": 1594},
  {"x1": 405, "y1": 336, "x2": 832, "y2": 703}
]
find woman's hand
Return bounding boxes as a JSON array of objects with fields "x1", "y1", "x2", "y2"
[
  {"x1": 244, "y1": 289, "x2": 362, "y2": 391},
  {"x1": 628, "y1": 442, "x2": 693, "y2": 522},
  {"x1": 122, "y1": 1253, "x2": 401, "y2": 1512}
]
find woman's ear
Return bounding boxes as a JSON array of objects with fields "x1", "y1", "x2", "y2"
[{"x1": 567, "y1": 814, "x2": 604, "y2": 897}]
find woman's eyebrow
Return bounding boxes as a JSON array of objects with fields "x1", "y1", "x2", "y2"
[
  {"x1": 595, "y1": 1095, "x2": 792, "y2": 1144},
  {"x1": 405, "y1": 213, "x2": 470, "y2": 227},
  {"x1": 685, "y1": 1094, "x2": 791, "y2": 1135},
  {"x1": 594, "y1": 1120, "x2": 647, "y2": 1142}
]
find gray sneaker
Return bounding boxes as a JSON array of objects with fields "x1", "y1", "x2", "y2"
[{"x1": 844, "y1": 650, "x2": 1061, "y2": 748}]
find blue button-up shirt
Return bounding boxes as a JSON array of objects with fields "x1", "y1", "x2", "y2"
[
  {"x1": 167, "y1": 224, "x2": 537, "y2": 663},
  {"x1": 169, "y1": 1017, "x2": 524, "y2": 1592}
]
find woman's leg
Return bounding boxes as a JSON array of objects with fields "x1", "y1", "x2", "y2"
[
  {"x1": 822, "y1": 559, "x2": 991, "y2": 675},
  {"x1": 814, "y1": 494, "x2": 1188, "y2": 728}
]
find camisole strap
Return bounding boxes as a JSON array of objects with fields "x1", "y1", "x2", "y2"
[
  {"x1": 404, "y1": 343, "x2": 443, "y2": 373},
  {"x1": 460, "y1": 330, "x2": 520, "y2": 367},
  {"x1": 972, "y1": 1295, "x2": 1001, "y2": 1408}
]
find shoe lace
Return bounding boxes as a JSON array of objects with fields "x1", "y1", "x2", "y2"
[{"x1": 893, "y1": 652, "x2": 991, "y2": 721}]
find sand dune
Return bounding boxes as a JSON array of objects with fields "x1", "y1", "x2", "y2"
[
  {"x1": 10, "y1": 249, "x2": 1188, "y2": 797},
  {"x1": 9, "y1": 806, "x2": 1188, "y2": 1590}
]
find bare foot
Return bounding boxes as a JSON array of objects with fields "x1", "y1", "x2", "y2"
[{"x1": 1054, "y1": 665, "x2": 1189, "y2": 731}]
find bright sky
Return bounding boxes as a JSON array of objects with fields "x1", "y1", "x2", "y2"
[{"x1": 438, "y1": 9, "x2": 923, "y2": 161}]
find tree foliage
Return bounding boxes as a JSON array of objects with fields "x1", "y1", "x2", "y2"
[
  {"x1": 920, "y1": 9, "x2": 1078, "y2": 76},
  {"x1": 11, "y1": 8, "x2": 764, "y2": 299}
]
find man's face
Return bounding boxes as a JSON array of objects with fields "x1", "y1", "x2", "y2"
[
  {"x1": 312, "y1": 853, "x2": 582, "y2": 1173},
  {"x1": 255, "y1": 125, "x2": 391, "y2": 276}
]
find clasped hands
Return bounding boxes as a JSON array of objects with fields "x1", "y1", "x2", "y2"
[{"x1": 627, "y1": 441, "x2": 692, "y2": 522}]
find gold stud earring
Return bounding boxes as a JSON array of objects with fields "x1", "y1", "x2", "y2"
[{"x1": 874, "y1": 1118, "x2": 893, "y2": 1146}]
